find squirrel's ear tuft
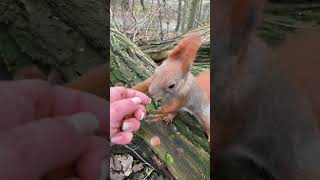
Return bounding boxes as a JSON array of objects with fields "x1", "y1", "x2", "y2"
[{"x1": 168, "y1": 32, "x2": 201, "y2": 73}]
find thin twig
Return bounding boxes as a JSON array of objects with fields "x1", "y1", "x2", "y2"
[
  {"x1": 123, "y1": 144, "x2": 155, "y2": 170},
  {"x1": 142, "y1": 167, "x2": 154, "y2": 180}
]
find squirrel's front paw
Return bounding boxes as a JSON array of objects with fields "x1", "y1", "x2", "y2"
[
  {"x1": 163, "y1": 113, "x2": 177, "y2": 124},
  {"x1": 147, "y1": 113, "x2": 165, "y2": 122}
]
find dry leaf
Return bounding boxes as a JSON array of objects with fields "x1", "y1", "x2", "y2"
[
  {"x1": 110, "y1": 171, "x2": 125, "y2": 180},
  {"x1": 132, "y1": 163, "x2": 144, "y2": 173},
  {"x1": 112, "y1": 155, "x2": 123, "y2": 171},
  {"x1": 121, "y1": 154, "x2": 133, "y2": 172}
]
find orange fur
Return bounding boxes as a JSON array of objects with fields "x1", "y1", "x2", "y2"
[
  {"x1": 169, "y1": 32, "x2": 202, "y2": 72},
  {"x1": 131, "y1": 76, "x2": 153, "y2": 95},
  {"x1": 195, "y1": 70, "x2": 210, "y2": 98},
  {"x1": 157, "y1": 97, "x2": 185, "y2": 114}
]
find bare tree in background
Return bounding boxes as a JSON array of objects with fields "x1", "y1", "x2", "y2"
[
  {"x1": 121, "y1": 0, "x2": 130, "y2": 31},
  {"x1": 197, "y1": 0, "x2": 203, "y2": 23},
  {"x1": 186, "y1": 0, "x2": 199, "y2": 31},
  {"x1": 175, "y1": 0, "x2": 182, "y2": 32},
  {"x1": 181, "y1": 0, "x2": 188, "y2": 33},
  {"x1": 157, "y1": 0, "x2": 164, "y2": 40},
  {"x1": 111, "y1": 0, "x2": 210, "y2": 42},
  {"x1": 151, "y1": 0, "x2": 154, "y2": 11},
  {"x1": 140, "y1": 0, "x2": 146, "y2": 10},
  {"x1": 111, "y1": 0, "x2": 117, "y2": 16},
  {"x1": 130, "y1": 0, "x2": 137, "y2": 27}
]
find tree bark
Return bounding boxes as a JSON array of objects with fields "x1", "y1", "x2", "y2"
[
  {"x1": 157, "y1": 0, "x2": 164, "y2": 40},
  {"x1": 0, "y1": 0, "x2": 107, "y2": 81},
  {"x1": 197, "y1": 0, "x2": 203, "y2": 23},
  {"x1": 140, "y1": 0, "x2": 146, "y2": 10},
  {"x1": 181, "y1": 0, "x2": 188, "y2": 33},
  {"x1": 110, "y1": 25, "x2": 210, "y2": 180},
  {"x1": 140, "y1": 25, "x2": 210, "y2": 62},
  {"x1": 175, "y1": 0, "x2": 182, "y2": 32},
  {"x1": 186, "y1": 0, "x2": 199, "y2": 31}
]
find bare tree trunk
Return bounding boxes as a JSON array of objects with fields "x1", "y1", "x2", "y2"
[
  {"x1": 181, "y1": 0, "x2": 188, "y2": 33},
  {"x1": 140, "y1": 0, "x2": 146, "y2": 10},
  {"x1": 186, "y1": 0, "x2": 199, "y2": 31},
  {"x1": 121, "y1": 0, "x2": 130, "y2": 31},
  {"x1": 111, "y1": 0, "x2": 117, "y2": 17},
  {"x1": 151, "y1": 0, "x2": 154, "y2": 11},
  {"x1": 121, "y1": 3, "x2": 125, "y2": 31},
  {"x1": 175, "y1": 0, "x2": 182, "y2": 32},
  {"x1": 157, "y1": 0, "x2": 164, "y2": 40},
  {"x1": 165, "y1": 0, "x2": 170, "y2": 36},
  {"x1": 130, "y1": 0, "x2": 137, "y2": 26},
  {"x1": 197, "y1": 0, "x2": 203, "y2": 23}
]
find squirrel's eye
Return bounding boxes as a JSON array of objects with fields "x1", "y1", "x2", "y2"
[{"x1": 168, "y1": 84, "x2": 175, "y2": 89}]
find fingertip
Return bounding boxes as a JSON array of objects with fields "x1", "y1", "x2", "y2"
[
  {"x1": 121, "y1": 118, "x2": 140, "y2": 132},
  {"x1": 130, "y1": 97, "x2": 142, "y2": 104},
  {"x1": 134, "y1": 106, "x2": 146, "y2": 121},
  {"x1": 111, "y1": 132, "x2": 133, "y2": 144},
  {"x1": 127, "y1": 89, "x2": 151, "y2": 105},
  {"x1": 140, "y1": 112, "x2": 145, "y2": 121}
]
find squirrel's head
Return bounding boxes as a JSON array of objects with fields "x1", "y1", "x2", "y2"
[{"x1": 148, "y1": 32, "x2": 201, "y2": 100}]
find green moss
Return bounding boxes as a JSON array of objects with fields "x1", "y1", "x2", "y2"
[{"x1": 164, "y1": 152, "x2": 174, "y2": 164}]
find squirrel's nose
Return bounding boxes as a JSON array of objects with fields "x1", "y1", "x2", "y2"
[
  {"x1": 148, "y1": 86, "x2": 155, "y2": 96},
  {"x1": 148, "y1": 86, "x2": 160, "y2": 100}
]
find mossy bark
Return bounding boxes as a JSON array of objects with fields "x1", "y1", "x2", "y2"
[{"x1": 111, "y1": 26, "x2": 210, "y2": 180}]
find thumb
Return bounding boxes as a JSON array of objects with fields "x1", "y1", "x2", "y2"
[
  {"x1": 0, "y1": 112, "x2": 99, "y2": 180},
  {"x1": 110, "y1": 97, "x2": 142, "y2": 129}
]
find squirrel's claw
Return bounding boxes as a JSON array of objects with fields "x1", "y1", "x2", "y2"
[{"x1": 163, "y1": 113, "x2": 176, "y2": 124}]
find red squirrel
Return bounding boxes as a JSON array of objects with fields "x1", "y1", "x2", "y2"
[
  {"x1": 132, "y1": 32, "x2": 211, "y2": 142},
  {"x1": 213, "y1": 0, "x2": 320, "y2": 179}
]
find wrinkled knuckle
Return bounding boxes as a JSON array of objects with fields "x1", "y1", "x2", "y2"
[{"x1": 110, "y1": 105, "x2": 120, "y2": 115}]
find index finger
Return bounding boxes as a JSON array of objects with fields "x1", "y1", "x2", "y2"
[
  {"x1": 9, "y1": 80, "x2": 108, "y2": 132},
  {"x1": 110, "y1": 86, "x2": 151, "y2": 104}
]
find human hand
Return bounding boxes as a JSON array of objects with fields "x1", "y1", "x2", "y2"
[
  {"x1": 0, "y1": 80, "x2": 108, "y2": 180},
  {"x1": 110, "y1": 86, "x2": 151, "y2": 144}
]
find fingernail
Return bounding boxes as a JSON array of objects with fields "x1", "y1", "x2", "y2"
[
  {"x1": 111, "y1": 135, "x2": 123, "y2": 143},
  {"x1": 67, "y1": 112, "x2": 99, "y2": 134},
  {"x1": 99, "y1": 158, "x2": 107, "y2": 180},
  {"x1": 131, "y1": 97, "x2": 141, "y2": 104},
  {"x1": 122, "y1": 121, "x2": 131, "y2": 131},
  {"x1": 140, "y1": 112, "x2": 145, "y2": 120}
]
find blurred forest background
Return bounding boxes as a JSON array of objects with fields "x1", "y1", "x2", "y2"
[{"x1": 110, "y1": 0, "x2": 210, "y2": 43}]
